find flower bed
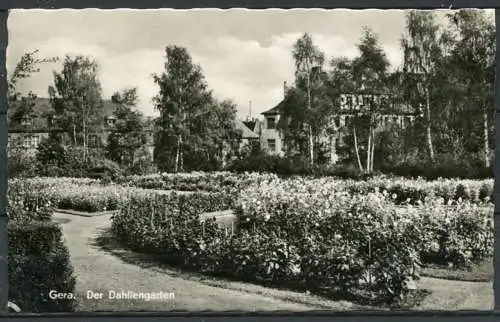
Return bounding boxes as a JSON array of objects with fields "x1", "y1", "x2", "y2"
[
  {"x1": 119, "y1": 172, "x2": 493, "y2": 205},
  {"x1": 111, "y1": 190, "x2": 418, "y2": 303},
  {"x1": 111, "y1": 175, "x2": 494, "y2": 304},
  {"x1": 236, "y1": 179, "x2": 494, "y2": 269},
  {"x1": 8, "y1": 179, "x2": 55, "y2": 222},
  {"x1": 119, "y1": 171, "x2": 279, "y2": 193}
]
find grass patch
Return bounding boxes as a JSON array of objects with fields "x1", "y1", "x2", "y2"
[{"x1": 420, "y1": 258, "x2": 493, "y2": 282}]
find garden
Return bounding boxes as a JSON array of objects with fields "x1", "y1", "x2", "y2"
[{"x1": 7, "y1": 171, "x2": 494, "y2": 310}]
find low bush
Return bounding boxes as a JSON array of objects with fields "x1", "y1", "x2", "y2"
[
  {"x1": 9, "y1": 221, "x2": 77, "y2": 312},
  {"x1": 231, "y1": 152, "x2": 493, "y2": 180},
  {"x1": 381, "y1": 154, "x2": 493, "y2": 180}
]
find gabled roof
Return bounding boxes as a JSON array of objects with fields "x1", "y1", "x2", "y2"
[
  {"x1": 235, "y1": 119, "x2": 259, "y2": 139},
  {"x1": 261, "y1": 99, "x2": 285, "y2": 116}
]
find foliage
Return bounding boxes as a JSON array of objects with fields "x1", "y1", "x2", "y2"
[
  {"x1": 8, "y1": 175, "x2": 77, "y2": 312},
  {"x1": 153, "y1": 45, "x2": 240, "y2": 173},
  {"x1": 8, "y1": 147, "x2": 38, "y2": 178},
  {"x1": 106, "y1": 87, "x2": 149, "y2": 171},
  {"x1": 9, "y1": 221, "x2": 77, "y2": 312},
  {"x1": 48, "y1": 55, "x2": 104, "y2": 161}
]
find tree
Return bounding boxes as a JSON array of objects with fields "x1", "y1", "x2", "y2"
[
  {"x1": 400, "y1": 11, "x2": 444, "y2": 163},
  {"x1": 106, "y1": 88, "x2": 148, "y2": 170},
  {"x1": 280, "y1": 33, "x2": 327, "y2": 166},
  {"x1": 153, "y1": 45, "x2": 239, "y2": 172},
  {"x1": 48, "y1": 55, "x2": 103, "y2": 162},
  {"x1": 35, "y1": 133, "x2": 67, "y2": 176},
  {"x1": 445, "y1": 10, "x2": 495, "y2": 168},
  {"x1": 350, "y1": 27, "x2": 390, "y2": 173},
  {"x1": 8, "y1": 49, "x2": 57, "y2": 178}
]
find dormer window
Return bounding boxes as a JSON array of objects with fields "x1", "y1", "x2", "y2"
[
  {"x1": 266, "y1": 117, "x2": 276, "y2": 129},
  {"x1": 106, "y1": 116, "x2": 117, "y2": 126},
  {"x1": 21, "y1": 117, "x2": 32, "y2": 126}
]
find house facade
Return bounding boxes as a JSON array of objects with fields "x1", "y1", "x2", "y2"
[
  {"x1": 8, "y1": 97, "x2": 155, "y2": 161},
  {"x1": 259, "y1": 82, "x2": 419, "y2": 163}
]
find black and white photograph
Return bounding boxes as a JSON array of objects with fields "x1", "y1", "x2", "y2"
[{"x1": 6, "y1": 8, "x2": 495, "y2": 312}]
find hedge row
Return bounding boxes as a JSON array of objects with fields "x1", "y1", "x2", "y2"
[
  {"x1": 9, "y1": 221, "x2": 77, "y2": 312},
  {"x1": 8, "y1": 178, "x2": 78, "y2": 312}
]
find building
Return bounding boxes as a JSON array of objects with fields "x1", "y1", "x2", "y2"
[
  {"x1": 234, "y1": 118, "x2": 260, "y2": 150},
  {"x1": 8, "y1": 97, "x2": 155, "y2": 159},
  {"x1": 259, "y1": 82, "x2": 419, "y2": 162}
]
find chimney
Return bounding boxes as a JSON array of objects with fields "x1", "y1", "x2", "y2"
[{"x1": 283, "y1": 81, "x2": 288, "y2": 98}]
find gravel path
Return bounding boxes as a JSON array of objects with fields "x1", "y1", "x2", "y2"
[
  {"x1": 53, "y1": 212, "x2": 494, "y2": 312},
  {"x1": 53, "y1": 212, "x2": 321, "y2": 312}
]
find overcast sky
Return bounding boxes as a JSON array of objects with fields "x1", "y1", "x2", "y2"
[{"x1": 7, "y1": 9, "x2": 494, "y2": 119}]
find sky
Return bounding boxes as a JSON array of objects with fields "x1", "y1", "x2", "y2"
[{"x1": 7, "y1": 9, "x2": 494, "y2": 119}]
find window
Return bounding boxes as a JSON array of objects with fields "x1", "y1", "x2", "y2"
[
  {"x1": 21, "y1": 117, "x2": 32, "y2": 126},
  {"x1": 31, "y1": 135, "x2": 40, "y2": 148},
  {"x1": 22, "y1": 135, "x2": 32, "y2": 148},
  {"x1": 106, "y1": 117, "x2": 116, "y2": 126},
  {"x1": 266, "y1": 117, "x2": 276, "y2": 129},
  {"x1": 88, "y1": 134, "x2": 100, "y2": 147},
  {"x1": 267, "y1": 139, "x2": 276, "y2": 152}
]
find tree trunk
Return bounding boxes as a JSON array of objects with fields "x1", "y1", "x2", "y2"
[
  {"x1": 329, "y1": 134, "x2": 337, "y2": 165},
  {"x1": 483, "y1": 108, "x2": 490, "y2": 168},
  {"x1": 353, "y1": 126, "x2": 364, "y2": 171},
  {"x1": 370, "y1": 128, "x2": 375, "y2": 172},
  {"x1": 179, "y1": 135, "x2": 184, "y2": 172},
  {"x1": 308, "y1": 126, "x2": 314, "y2": 166},
  {"x1": 366, "y1": 126, "x2": 372, "y2": 173},
  {"x1": 82, "y1": 118, "x2": 87, "y2": 162},
  {"x1": 307, "y1": 72, "x2": 314, "y2": 167},
  {"x1": 174, "y1": 135, "x2": 180, "y2": 173},
  {"x1": 424, "y1": 89, "x2": 435, "y2": 162},
  {"x1": 72, "y1": 124, "x2": 77, "y2": 145}
]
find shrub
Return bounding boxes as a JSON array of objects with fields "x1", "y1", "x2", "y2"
[
  {"x1": 8, "y1": 148, "x2": 38, "y2": 178},
  {"x1": 9, "y1": 221, "x2": 77, "y2": 312},
  {"x1": 381, "y1": 154, "x2": 493, "y2": 180}
]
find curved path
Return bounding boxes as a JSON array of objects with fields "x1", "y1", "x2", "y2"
[
  {"x1": 54, "y1": 212, "x2": 326, "y2": 312},
  {"x1": 53, "y1": 212, "x2": 493, "y2": 312}
]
